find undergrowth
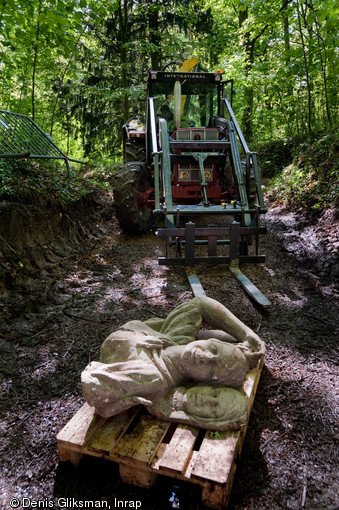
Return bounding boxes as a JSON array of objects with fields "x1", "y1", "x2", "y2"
[
  {"x1": 0, "y1": 159, "x2": 118, "y2": 207},
  {"x1": 1, "y1": 134, "x2": 338, "y2": 216},
  {"x1": 265, "y1": 132, "x2": 339, "y2": 213},
  {"x1": 258, "y1": 139, "x2": 294, "y2": 178}
]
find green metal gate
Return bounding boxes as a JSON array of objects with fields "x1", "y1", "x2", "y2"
[{"x1": 0, "y1": 110, "x2": 85, "y2": 176}]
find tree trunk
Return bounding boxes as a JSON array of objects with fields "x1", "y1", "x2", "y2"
[
  {"x1": 50, "y1": 37, "x2": 81, "y2": 136},
  {"x1": 0, "y1": 1, "x2": 6, "y2": 28},
  {"x1": 32, "y1": 0, "x2": 42, "y2": 121},
  {"x1": 296, "y1": 0, "x2": 312, "y2": 140},
  {"x1": 309, "y1": 1, "x2": 332, "y2": 128},
  {"x1": 239, "y1": 7, "x2": 254, "y2": 142},
  {"x1": 148, "y1": 0, "x2": 161, "y2": 70},
  {"x1": 283, "y1": 2, "x2": 293, "y2": 97},
  {"x1": 118, "y1": 0, "x2": 130, "y2": 122}
]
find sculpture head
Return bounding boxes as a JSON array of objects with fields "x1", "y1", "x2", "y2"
[
  {"x1": 179, "y1": 338, "x2": 248, "y2": 387},
  {"x1": 147, "y1": 384, "x2": 248, "y2": 431},
  {"x1": 182, "y1": 386, "x2": 241, "y2": 420}
]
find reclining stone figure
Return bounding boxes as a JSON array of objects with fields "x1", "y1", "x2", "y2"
[{"x1": 81, "y1": 296, "x2": 265, "y2": 429}]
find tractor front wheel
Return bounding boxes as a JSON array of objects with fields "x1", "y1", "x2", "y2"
[{"x1": 113, "y1": 163, "x2": 153, "y2": 235}]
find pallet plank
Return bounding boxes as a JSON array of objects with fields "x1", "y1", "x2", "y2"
[
  {"x1": 156, "y1": 424, "x2": 199, "y2": 473},
  {"x1": 57, "y1": 403, "x2": 95, "y2": 445},
  {"x1": 243, "y1": 368, "x2": 256, "y2": 398},
  {"x1": 57, "y1": 403, "x2": 96, "y2": 464},
  {"x1": 244, "y1": 358, "x2": 264, "y2": 410},
  {"x1": 58, "y1": 446, "x2": 85, "y2": 466},
  {"x1": 111, "y1": 413, "x2": 170, "y2": 464},
  {"x1": 183, "y1": 449, "x2": 200, "y2": 478},
  {"x1": 191, "y1": 429, "x2": 239, "y2": 483},
  {"x1": 88, "y1": 407, "x2": 139, "y2": 454}
]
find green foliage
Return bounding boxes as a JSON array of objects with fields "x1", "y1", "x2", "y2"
[
  {"x1": 210, "y1": 0, "x2": 339, "y2": 143},
  {"x1": 0, "y1": 0, "x2": 338, "y2": 160},
  {"x1": 207, "y1": 431, "x2": 222, "y2": 439},
  {"x1": 258, "y1": 140, "x2": 294, "y2": 178},
  {"x1": 0, "y1": 159, "x2": 112, "y2": 208},
  {"x1": 266, "y1": 131, "x2": 339, "y2": 213}
]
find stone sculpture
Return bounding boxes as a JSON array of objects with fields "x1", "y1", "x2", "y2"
[
  {"x1": 143, "y1": 385, "x2": 248, "y2": 431},
  {"x1": 81, "y1": 295, "x2": 265, "y2": 429}
]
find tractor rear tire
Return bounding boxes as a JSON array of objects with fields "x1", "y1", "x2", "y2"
[
  {"x1": 113, "y1": 162, "x2": 153, "y2": 235},
  {"x1": 125, "y1": 140, "x2": 146, "y2": 162}
]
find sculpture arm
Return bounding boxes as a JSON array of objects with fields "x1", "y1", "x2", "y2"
[
  {"x1": 191, "y1": 296, "x2": 252, "y2": 339},
  {"x1": 135, "y1": 336, "x2": 177, "y2": 350},
  {"x1": 191, "y1": 295, "x2": 265, "y2": 367}
]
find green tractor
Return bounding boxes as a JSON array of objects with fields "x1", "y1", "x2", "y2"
[{"x1": 113, "y1": 59, "x2": 269, "y2": 305}]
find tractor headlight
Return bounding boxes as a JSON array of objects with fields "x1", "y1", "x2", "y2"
[
  {"x1": 179, "y1": 170, "x2": 190, "y2": 181},
  {"x1": 204, "y1": 170, "x2": 212, "y2": 181}
]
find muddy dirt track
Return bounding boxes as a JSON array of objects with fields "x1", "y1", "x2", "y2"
[{"x1": 0, "y1": 192, "x2": 338, "y2": 510}]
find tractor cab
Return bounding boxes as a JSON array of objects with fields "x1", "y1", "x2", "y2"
[{"x1": 149, "y1": 72, "x2": 222, "y2": 131}]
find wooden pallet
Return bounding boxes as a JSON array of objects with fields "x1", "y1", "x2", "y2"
[{"x1": 57, "y1": 357, "x2": 264, "y2": 510}]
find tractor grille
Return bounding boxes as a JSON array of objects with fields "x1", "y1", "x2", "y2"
[{"x1": 175, "y1": 128, "x2": 219, "y2": 141}]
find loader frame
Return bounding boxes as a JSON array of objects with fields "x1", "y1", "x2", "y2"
[
  {"x1": 119, "y1": 67, "x2": 271, "y2": 306},
  {"x1": 146, "y1": 73, "x2": 266, "y2": 252}
]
